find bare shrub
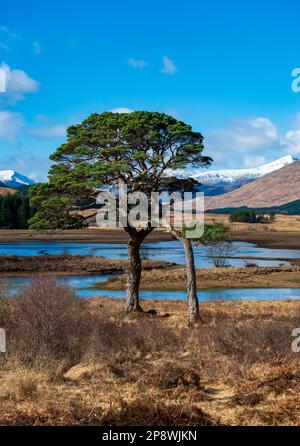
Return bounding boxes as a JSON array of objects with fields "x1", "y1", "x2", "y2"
[
  {"x1": 10, "y1": 275, "x2": 86, "y2": 367},
  {"x1": 208, "y1": 242, "x2": 233, "y2": 268},
  {"x1": 6, "y1": 276, "x2": 180, "y2": 371},
  {"x1": 244, "y1": 261, "x2": 258, "y2": 268}
]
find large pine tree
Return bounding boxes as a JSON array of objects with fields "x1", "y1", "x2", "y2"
[{"x1": 29, "y1": 111, "x2": 212, "y2": 313}]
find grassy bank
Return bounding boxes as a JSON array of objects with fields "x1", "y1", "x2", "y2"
[
  {"x1": 100, "y1": 265, "x2": 300, "y2": 290},
  {"x1": 0, "y1": 255, "x2": 176, "y2": 275},
  {"x1": 1, "y1": 276, "x2": 300, "y2": 426}
]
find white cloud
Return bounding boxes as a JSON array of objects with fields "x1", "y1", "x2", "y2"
[
  {"x1": 249, "y1": 117, "x2": 278, "y2": 141},
  {"x1": 280, "y1": 112, "x2": 300, "y2": 155},
  {"x1": 281, "y1": 130, "x2": 300, "y2": 155},
  {"x1": 225, "y1": 117, "x2": 277, "y2": 150},
  {"x1": 205, "y1": 117, "x2": 280, "y2": 168},
  {"x1": 160, "y1": 56, "x2": 178, "y2": 75},
  {"x1": 33, "y1": 41, "x2": 41, "y2": 55},
  {"x1": 208, "y1": 117, "x2": 277, "y2": 151},
  {"x1": 30, "y1": 124, "x2": 66, "y2": 138},
  {"x1": 128, "y1": 58, "x2": 147, "y2": 69},
  {"x1": 0, "y1": 110, "x2": 23, "y2": 143},
  {"x1": 110, "y1": 107, "x2": 134, "y2": 114},
  {"x1": 0, "y1": 63, "x2": 39, "y2": 103}
]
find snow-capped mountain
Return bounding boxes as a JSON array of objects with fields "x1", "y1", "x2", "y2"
[
  {"x1": 171, "y1": 155, "x2": 298, "y2": 184},
  {"x1": 0, "y1": 170, "x2": 36, "y2": 189},
  {"x1": 204, "y1": 161, "x2": 300, "y2": 210},
  {"x1": 168, "y1": 155, "x2": 298, "y2": 196}
]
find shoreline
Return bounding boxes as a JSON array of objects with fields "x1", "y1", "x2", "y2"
[{"x1": 0, "y1": 228, "x2": 299, "y2": 250}]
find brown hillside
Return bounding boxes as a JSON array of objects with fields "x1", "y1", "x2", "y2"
[
  {"x1": 0, "y1": 187, "x2": 16, "y2": 196},
  {"x1": 205, "y1": 161, "x2": 300, "y2": 210}
]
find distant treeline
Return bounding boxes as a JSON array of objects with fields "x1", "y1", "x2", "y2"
[
  {"x1": 0, "y1": 188, "x2": 33, "y2": 229},
  {"x1": 229, "y1": 209, "x2": 275, "y2": 224}
]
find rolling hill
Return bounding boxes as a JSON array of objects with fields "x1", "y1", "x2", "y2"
[{"x1": 204, "y1": 161, "x2": 300, "y2": 210}]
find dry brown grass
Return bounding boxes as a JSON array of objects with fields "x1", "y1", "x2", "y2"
[
  {"x1": 1, "y1": 279, "x2": 300, "y2": 425},
  {"x1": 0, "y1": 368, "x2": 41, "y2": 402},
  {"x1": 101, "y1": 265, "x2": 300, "y2": 290}
]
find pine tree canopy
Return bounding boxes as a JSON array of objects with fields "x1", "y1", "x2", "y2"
[{"x1": 29, "y1": 111, "x2": 212, "y2": 230}]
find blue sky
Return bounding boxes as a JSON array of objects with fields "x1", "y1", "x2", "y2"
[{"x1": 0, "y1": 0, "x2": 300, "y2": 180}]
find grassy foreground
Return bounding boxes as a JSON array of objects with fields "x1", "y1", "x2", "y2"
[{"x1": 1, "y1": 276, "x2": 300, "y2": 426}]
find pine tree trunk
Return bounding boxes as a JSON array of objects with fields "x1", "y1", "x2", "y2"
[
  {"x1": 183, "y1": 238, "x2": 200, "y2": 325},
  {"x1": 125, "y1": 236, "x2": 143, "y2": 313}
]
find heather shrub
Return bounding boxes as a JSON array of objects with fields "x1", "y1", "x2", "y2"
[
  {"x1": 5, "y1": 276, "x2": 180, "y2": 370},
  {"x1": 10, "y1": 276, "x2": 86, "y2": 367}
]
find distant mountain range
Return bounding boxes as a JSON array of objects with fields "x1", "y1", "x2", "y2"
[
  {"x1": 204, "y1": 161, "x2": 300, "y2": 210},
  {"x1": 0, "y1": 155, "x2": 297, "y2": 192},
  {"x1": 0, "y1": 170, "x2": 36, "y2": 189},
  {"x1": 171, "y1": 155, "x2": 298, "y2": 196},
  {"x1": 0, "y1": 155, "x2": 299, "y2": 214}
]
